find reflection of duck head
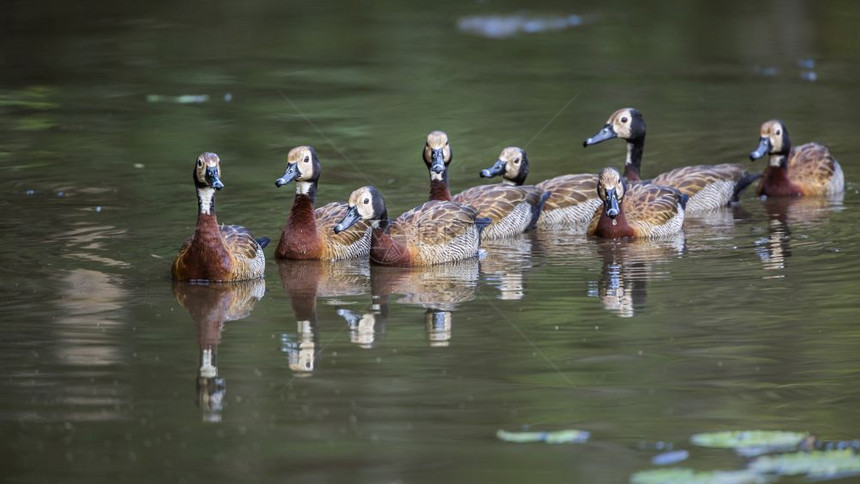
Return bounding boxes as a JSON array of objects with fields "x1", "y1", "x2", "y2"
[
  {"x1": 370, "y1": 259, "x2": 478, "y2": 346},
  {"x1": 277, "y1": 259, "x2": 370, "y2": 372},
  {"x1": 590, "y1": 235, "x2": 685, "y2": 317},
  {"x1": 172, "y1": 279, "x2": 265, "y2": 422}
]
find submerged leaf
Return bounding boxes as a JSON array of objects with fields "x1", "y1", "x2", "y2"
[
  {"x1": 750, "y1": 450, "x2": 860, "y2": 478},
  {"x1": 630, "y1": 468, "x2": 769, "y2": 484},
  {"x1": 496, "y1": 429, "x2": 589, "y2": 444},
  {"x1": 691, "y1": 431, "x2": 807, "y2": 456}
]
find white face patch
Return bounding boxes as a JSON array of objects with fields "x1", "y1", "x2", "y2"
[
  {"x1": 296, "y1": 181, "x2": 313, "y2": 195},
  {"x1": 197, "y1": 187, "x2": 215, "y2": 214},
  {"x1": 430, "y1": 171, "x2": 444, "y2": 181}
]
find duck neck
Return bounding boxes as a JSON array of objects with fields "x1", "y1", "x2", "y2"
[
  {"x1": 623, "y1": 137, "x2": 645, "y2": 182},
  {"x1": 289, "y1": 180, "x2": 319, "y2": 220},
  {"x1": 768, "y1": 153, "x2": 788, "y2": 169},
  {"x1": 429, "y1": 170, "x2": 452, "y2": 201},
  {"x1": 194, "y1": 188, "x2": 223, "y2": 244},
  {"x1": 594, "y1": 208, "x2": 635, "y2": 238},
  {"x1": 758, "y1": 158, "x2": 802, "y2": 197}
]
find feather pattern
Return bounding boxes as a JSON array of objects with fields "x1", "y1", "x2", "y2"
[
  {"x1": 650, "y1": 163, "x2": 749, "y2": 212},
  {"x1": 535, "y1": 174, "x2": 602, "y2": 231},
  {"x1": 452, "y1": 185, "x2": 545, "y2": 239},
  {"x1": 389, "y1": 200, "x2": 484, "y2": 265},
  {"x1": 783, "y1": 143, "x2": 843, "y2": 196}
]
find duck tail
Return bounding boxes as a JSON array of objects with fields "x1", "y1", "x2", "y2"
[
  {"x1": 527, "y1": 190, "x2": 551, "y2": 231},
  {"x1": 731, "y1": 172, "x2": 762, "y2": 203},
  {"x1": 256, "y1": 236, "x2": 271, "y2": 249}
]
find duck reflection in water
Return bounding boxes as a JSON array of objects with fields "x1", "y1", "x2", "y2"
[
  {"x1": 755, "y1": 194, "x2": 844, "y2": 274},
  {"x1": 479, "y1": 235, "x2": 533, "y2": 300},
  {"x1": 277, "y1": 259, "x2": 371, "y2": 373},
  {"x1": 370, "y1": 258, "x2": 479, "y2": 347},
  {"x1": 589, "y1": 234, "x2": 686, "y2": 317},
  {"x1": 172, "y1": 279, "x2": 265, "y2": 422}
]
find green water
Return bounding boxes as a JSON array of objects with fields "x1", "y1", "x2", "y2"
[{"x1": 2, "y1": 1, "x2": 860, "y2": 482}]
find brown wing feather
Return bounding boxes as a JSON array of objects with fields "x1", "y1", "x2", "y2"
[
  {"x1": 650, "y1": 164, "x2": 747, "y2": 197},
  {"x1": 788, "y1": 143, "x2": 837, "y2": 193},
  {"x1": 390, "y1": 200, "x2": 478, "y2": 246},
  {"x1": 314, "y1": 202, "x2": 372, "y2": 248},
  {"x1": 220, "y1": 224, "x2": 262, "y2": 260},
  {"x1": 536, "y1": 174, "x2": 599, "y2": 211},
  {"x1": 622, "y1": 183, "x2": 683, "y2": 227},
  {"x1": 452, "y1": 185, "x2": 541, "y2": 224}
]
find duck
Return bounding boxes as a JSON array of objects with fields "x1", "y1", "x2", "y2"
[
  {"x1": 274, "y1": 146, "x2": 372, "y2": 260},
  {"x1": 587, "y1": 167, "x2": 687, "y2": 238},
  {"x1": 748, "y1": 119, "x2": 844, "y2": 197},
  {"x1": 422, "y1": 132, "x2": 548, "y2": 239},
  {"x1": 480, "y1": 146, "x2": 602, "y2": 231},
  {"x1": 333, "y1": 186, "x2": 491, "y2": 266},
  {"x1": 583, "y1": 107, "x2": 758, "y2": 213},
  {"x1": 453, "y1": 146, "x2": 550, "y2": 239},
  {"x1": 172, "y1": 152, "x2": 269, "y2": 282}
]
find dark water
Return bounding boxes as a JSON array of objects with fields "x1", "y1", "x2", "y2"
[{"x1": 2, "y1": 1, "x2": 860, "y2": 482}]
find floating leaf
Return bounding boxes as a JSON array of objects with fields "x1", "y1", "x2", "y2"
[
  {"x1": 691, "y1": 431, "x2": 807, "y2": 456},
  {"x1": 750, "y1": 450, "x2": 860, "y2": 478},
  {"x1": 496, "y1": 429, "x2": 589, "y2": 444},
  {"x1": 630, "y1": 468, "x2": 770, "y2": 484}
]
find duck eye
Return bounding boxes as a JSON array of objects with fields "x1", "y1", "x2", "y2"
[
  {"x1": 513, "y1": 159, "x2": 520, "y2": 164},
  {"x1": 197, "y1": 160, "x2": 204, "y2": 167},
  {"x1": 621, "y1": 117, "x2": 628, "y2": 124},
  {"x1": 303, "y1": 156, "x2": 309, "y2": 163},
  {"x1": 775, "y1": 129, "x2": 781, "y2": 136},
  {"x1": 363, "y1": 198, "x2": 369, "y2": 205}
]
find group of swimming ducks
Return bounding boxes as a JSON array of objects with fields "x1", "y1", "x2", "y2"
[{"x1": 171, "y1": 107, "x2": 845, "y2": 282}]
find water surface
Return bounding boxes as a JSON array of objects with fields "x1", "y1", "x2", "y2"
[{"x1": 2, "y1": 1, "x2": 860, "y2": 482}]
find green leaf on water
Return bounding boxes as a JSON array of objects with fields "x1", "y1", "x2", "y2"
[
  {"x1": 750, "y1": 450, "x2": 860, "y2": 478},
  {"x1": 630, "y1": 468, "x2": 770, "y2": 484},
  {"x1": 691, "y1": 431, "x2": 807, "y2": 455},
  {"x1": 496, "y1": 429, "x2": 589, "y2": 444}
]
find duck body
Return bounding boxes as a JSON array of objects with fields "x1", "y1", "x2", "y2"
[
  {"x1": 274, "y1": 146, "x2": 371, "y2": 260},
  {"x1": 587, "y1": 167, "x2": 686, "y2": 239},
  {"x1": 750, "y1": 121, "x2": 844, "y2": 198},
  {"x1": 584, "y1": 107, "x2": 757, "y2": 214},
  {"x1": 535, "y1": 173, "x2": 601, "y2": 231},
  {"x1": 451, "y1": 184, "x2": 546, "y2": 240},
  {"x1": 423, "y1": 136, "x2": 547, "y2": 239},
  {"x1": 650, "y1": 163, "x2": 753, "y2": 212},
  {"x1": 172, "y1": 153, "x2": 267, "y2": 282},
  {"x1": 335, "y1": 187, "x2": 490, "y2": 267}
]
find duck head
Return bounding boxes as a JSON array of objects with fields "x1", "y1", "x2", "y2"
[
  {"x1": 334, "y1": 186, "x2": 388, "y2": 233},
  {"x1": 481, "y1": 147, "x2": 529, "y2": 186},
  {"x1": 583, "y1": 107, "x2": 646, "y2": 147},
  {"x1": 423, "y1": 131, "x2": 452, "y2": 181},
  {"x1": 597, "y1": 167, "x2": 626, "y2": 219},
  {"x1": 275, "y1": 146, "x2": 321, "y2": 194},
  {"x1": 194, "y1": 152, "x2": 224, "y2": 190},
  {"x1": 750, "y1": 120, "x2": 791, "y2": 165}
]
